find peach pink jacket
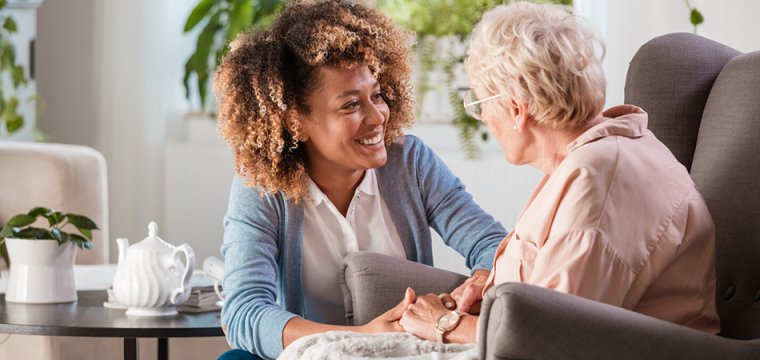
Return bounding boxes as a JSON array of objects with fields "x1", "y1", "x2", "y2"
[{"x1": 483, "y1": 105, "x2": 720, "y2": 333}]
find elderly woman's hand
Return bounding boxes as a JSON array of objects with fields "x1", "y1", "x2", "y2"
[
  {"x1": 360, "y1": 287, "x2": 416, "y2": 333},
  {"x1": 440, "y1": 269, "x2": 489, "y2": 314},
  {"x1": 398, "y1": 293, "x2": 451, "y2": 341}
]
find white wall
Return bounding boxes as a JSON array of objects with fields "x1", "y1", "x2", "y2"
[
  {"x1": 164, "y1": 116, "x2": 234, "y2": 262},
  {"x1": 601, "y1": 0, "x2": 760, "y2": 107},
  {"x1": 37, "y1": 0, "x2": 196, "y2": 262},
  {"x1": 34, "y1": 0, "x2": 760, "y2": 269}
]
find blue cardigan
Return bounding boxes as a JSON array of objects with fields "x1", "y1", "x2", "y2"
[{"x1": 221, "y1": 135, "x2": 506, "y2": 359}]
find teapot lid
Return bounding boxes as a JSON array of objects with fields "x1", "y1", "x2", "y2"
[{"x1": 143, "y1": 221, "x2": 165, "y2": 243}]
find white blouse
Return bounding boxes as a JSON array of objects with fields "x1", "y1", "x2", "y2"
[{"x1": 301, "y1": 169, "x2": 406, "y2": 324}]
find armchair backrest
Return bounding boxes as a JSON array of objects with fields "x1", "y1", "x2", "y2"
[
  {"x1": 625, "y1": 33, "x2": 760, "y2": 339},
  {"x1": 624, "y1": 33, "x2": 740, "y2": 171},
  {"x1": 0, "y1": 141, "x2": 109, "y2": 265},
  {"x1": 690, "y1": 51, "x2": 760, "y2": 340}
]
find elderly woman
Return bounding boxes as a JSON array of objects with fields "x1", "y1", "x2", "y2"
[
  {"x1": 399, "y1": 1, "x2": 720, "y2": 344},
  {"x1": 214, "y1": 1, "x2": 506, "y2": 359}
]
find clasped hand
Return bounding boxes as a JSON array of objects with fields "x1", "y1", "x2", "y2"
[{"x1": 362, "y1": 270, "x2": 489, "y2": 342}]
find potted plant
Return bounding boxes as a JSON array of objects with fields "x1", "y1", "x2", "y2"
[{"x1": 0, "y1": 207, "x2": 98, "y2": 303}]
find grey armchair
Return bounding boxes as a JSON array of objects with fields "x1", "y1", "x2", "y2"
[{"x1": 341, "y1": 33, "x2": 760, "y2": 359}]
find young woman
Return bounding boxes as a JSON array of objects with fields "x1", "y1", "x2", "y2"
[{"x1": 214, "y1": 1, "x2": 507, "y2": 359}]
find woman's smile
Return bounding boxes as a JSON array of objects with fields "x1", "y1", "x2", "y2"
[{"x1": 356, "y1": 132, "x2": 384, "y2": 146}]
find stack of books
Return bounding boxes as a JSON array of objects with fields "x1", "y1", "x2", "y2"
[{"x1": 178, "y1": 286, "x2": 223, "y2": 313}]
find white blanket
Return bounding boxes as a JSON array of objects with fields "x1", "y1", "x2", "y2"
[{"x1": 278, "y1": 331, "x2": 477, "y2": 360}]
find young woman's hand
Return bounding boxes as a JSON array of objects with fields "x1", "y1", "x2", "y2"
[
  {"x1": 440, "y1": 269, "x2": 489, "y2": 314},
  {"x1": 360, "y1": 287, "x2": 416, "y2": 333}
]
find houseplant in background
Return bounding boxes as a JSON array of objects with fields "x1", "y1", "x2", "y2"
[
  {"x1": 684, "y1": 0, "x2": 704, "y2": 33},
  {"x1": 183, "y1": 0, "x2": 284, "y2": 111},
  {"x1": 0, "y1": 0, "x2": 41, "y2": 139},
  {"x1": 377, "y1": 0, "x2": 572, "y2": 158},
  {"x1": 181, "y1": 0, "x2": 704, "y2": 158},
  {"x1": 0, "y1": 207, "x2": 98, "y2": 303}
]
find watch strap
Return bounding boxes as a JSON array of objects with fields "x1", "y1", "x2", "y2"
[{"x1": 435, "y1": 326, "x2": 446, "y2": 343}]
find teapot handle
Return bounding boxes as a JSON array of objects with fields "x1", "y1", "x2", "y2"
[{"x1": 169, "y1": 243, "x2": 196, "y2": 306}]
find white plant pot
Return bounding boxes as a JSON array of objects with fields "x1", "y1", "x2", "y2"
[{"x1": 5, "y1": 238, "x2": 77, "y2": 303}]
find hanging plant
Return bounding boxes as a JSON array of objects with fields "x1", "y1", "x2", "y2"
[
  {"x1": 377, "y1": 0, "x2": 573, "y2": 159},
  {"x1": 684, "y1": 0, "x2": 704, "y2": 33},
  {"x1": 0, "y1": 0, "x2": 38, "y2": 137}
]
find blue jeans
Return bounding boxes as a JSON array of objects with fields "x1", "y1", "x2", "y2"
[{"x1": 217, "y1": 349, "x2": 262, "y2": 360}]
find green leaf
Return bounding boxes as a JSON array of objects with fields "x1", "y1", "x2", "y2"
[
  {"x1": 12, "y1": 64, "x2": 26, "y2": 87},
  {"x1": 0, "y1": 225, "x2": 13, "y2": 238},
  {"x1": 76, "y1": 227, "x2": 93, "y2": 240},
  {"x1": 214, "y1": 46, "x2": 226, "y2": 68},
  {"x1": 68, "y1": 233, "x2": 93, "y2": 251},
  {"x1": 690, "y1": 9, "x2": 704, "y2": 26},
  {"x1": 28, "y1": 207, "x2": 52, "y2": 217},
  {"x1": 3, "y1": 17, "x2": 16, "y2": 33},
  {"x1": 65, "y1": 214, "x2": 99, "y2": 230},
  {"x1": 58, "y1": 231, "x2": 69, "y2": 245},
  {"x1": 16, "y1": 227, "x2": 53, "y2": 240},
  {"x1": 197, "y1": 67, "x2": 209, "y2": 109},
  {"x1": 8, "y1": 214, "x2": 35, "y2": 227},
  {"x1": 46, "y1": 211, "x2": 65, "y2": 226},
  {"x1": 0, "y1": 0, "x2": 6, "y2": 10},
  {"x1": 256, "y1": 0, "x2": 281, "y2": 13},
  {"x1": 0, "y1": 42, "x2": 15, "y2": 69},
  {"x1": 251, "y1": 0, "x2": 283, "y2": 28},
  {"x1": 226, "y1": 0, "x2": 253, "y2": 42},
  {"x1": 5, "y1": 114, "x2": 23, "y2": 133},
  {"x1": 0, "y1": 240, "x2": 7, "y2": 267},
  {"x1": 184, "y1": 0, "x2": 221, "y2": 32},
  {"x1": 182, "y1": 60, "x2": 194, "y2": 100},
  {"x1": 191, "y1": 9, "x2": 223, "y2": 109},
  {"x1": 5, "y1": 96, "x2": 18, "y2": 113}
]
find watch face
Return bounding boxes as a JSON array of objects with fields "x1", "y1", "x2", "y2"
[{"x1": 437, "y1": 311, "x2": 461, "y2": 331}]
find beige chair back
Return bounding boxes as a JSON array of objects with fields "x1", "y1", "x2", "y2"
[{"x1": 0, "y1": 141, "x2": 109, "y2": 265}]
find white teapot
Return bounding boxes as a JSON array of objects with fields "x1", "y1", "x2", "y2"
[{"x1": 112, "y1": 221, "x2": 195, "y2": 316}]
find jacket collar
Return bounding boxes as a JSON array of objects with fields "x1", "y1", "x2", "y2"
[{"x1": 567, "y1": 105, "x2": 648, "y2": 153}]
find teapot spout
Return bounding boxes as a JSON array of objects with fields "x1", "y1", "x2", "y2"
[{"x1": 116, "y1": 238, "x2": 129, "y2": 265}]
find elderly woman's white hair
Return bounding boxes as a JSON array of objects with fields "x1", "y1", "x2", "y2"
[{"x1": 465, "y1": 1, "x2": 606, "y2": 129}]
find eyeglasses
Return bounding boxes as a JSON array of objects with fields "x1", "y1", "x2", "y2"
[{"x1": 463, "y1": 90, "x2": 502, "y2": 121}]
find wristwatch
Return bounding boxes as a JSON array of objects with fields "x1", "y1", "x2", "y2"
[{"x1": 435, "y1": 310, "x2": 463, "y2": 343}]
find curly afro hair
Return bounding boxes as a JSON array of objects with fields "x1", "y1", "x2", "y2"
[{"x1": 214, "y1": 0, "x2": 415, "y2": 202}]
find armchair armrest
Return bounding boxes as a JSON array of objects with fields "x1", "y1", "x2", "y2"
[
  {"x1": 478, "y1": 282, "x2": 760, "y2": 360},
  {"x1": 341, "y1": 252, "x2": 468, "y2": 325}
]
